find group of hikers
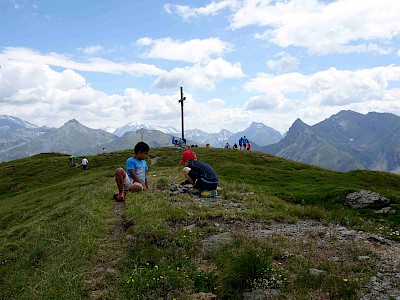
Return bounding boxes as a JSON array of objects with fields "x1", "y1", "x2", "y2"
[
  {"x1": 225, "y1": 136, "x2": 251, "y2": 151},
  {"x1": 69, "y1": 148, "x2": 108, "y2": 171},
  {"x1": 173, "y1": 135, "x2": 251, "y2": 151},
  {"x1": 171, "y1": 136, "x2": 186, "y2": 147},
  {"x1": 171, "y1": 136, "x2": 199, "y2": 148},
  {"x1": 69, "y1": 155, "x2": 89, "y2": 171},
  {"x1": 113, "y1": 142, "x2": 218, "y2": 202}
]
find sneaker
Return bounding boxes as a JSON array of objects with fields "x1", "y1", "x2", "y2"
[
  {"x1": 200, "y1": 190, "x2": 217, "y2": 198},
  {"x1": 113, "y1": 192, "x2": 125, "y2": 202},
  {"x1": 116, "y1": 193, "x2": 125, "y2": 202},
  {"x1": 188, "y1": 188, "x2": 201, "y2": 195}
]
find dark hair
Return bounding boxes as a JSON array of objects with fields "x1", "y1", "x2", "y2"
[{"x1": 134, "y1": 141, "x2": 150, "y2": 154}]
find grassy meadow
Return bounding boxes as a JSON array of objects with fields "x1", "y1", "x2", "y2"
[{"x1": 0, "y1": 147, "x2": 399, "y2": 299}]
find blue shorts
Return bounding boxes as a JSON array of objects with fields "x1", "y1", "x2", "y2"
[{"x1": 188, "y1": 169, "x2": 218, "y2": 190}]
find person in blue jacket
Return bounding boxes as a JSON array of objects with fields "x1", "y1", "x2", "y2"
[
  {"x1": 239, "y1": 137, "x2": 243, "y2": 150},
  {"x1": 242, "y1": 136, "x2": 248, "y2": 150}
]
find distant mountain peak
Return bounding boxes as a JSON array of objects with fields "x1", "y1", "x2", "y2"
[
  {"x1": 0, "y1": 115, "x2": 38, "y2": 130},
  {"x1": 282, "y1": 118, "x2": 310, "y2": 140},
  {"x1": 219, "y1": 128, "x2": 232, "y2": 134},
  {"x1": 332, "y1": 110, "x2": 363, "y2": 119},
  {"x1": 64, "y1": 119, "x2": 82, "y2": 125},
  {"x1": 291, "y1": 118, "x2": 308, "y2": 127},
  {"x1": 113, "y1": 123, "x2": 179, "y2": 137},
  {"x1": 247, "y1": 122, "x2": 263, "y2": 130}
]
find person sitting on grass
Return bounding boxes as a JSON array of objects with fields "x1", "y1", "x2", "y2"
[
  {"x1": 113, "y1": 141, "x2": 149, "y2": 202},
  {"x1": 179, "y1": 150, "x2": 218, "y2": 197}
]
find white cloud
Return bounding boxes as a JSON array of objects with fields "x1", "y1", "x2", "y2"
[
  {"x1": 136, "y1": 37, "x2": 153, "y2": 46},
  {"x1": 245, "y1": 71, "x2": 309, "y2": 94},
  {"x1": 308, "y1": 67, "x2": 392, "y2": 106},
  {"x1": 121, "y1": 88, "x2": 178, "y2": 118},
  {"x1": 0, "y1": 54, "x2": 260, "y2": 133},
  {"x1": 0, "y1": 61, "x2": 87, "y2": 101},
  {"x1": 164, "y1": 0, "x2": 400, "y2": 55},
  {"x1": 138, "y1": 37, "x2": 233, "y2": 63},
  {"x1": 164, "y1": 0, "x2": 239, "y2": 20},
  {"x1": 267, "y1": 52, "x2": 300, "y2": 74},
  {"x1": 0, "y1": 60, "x2": 180, "y2": 129},
  {"x1": 0, "y1": 47, "x2": 244, "y2": 98},
  {"x1": 206, "y1": 98, "x2": 225, "y2": 108},
  {"x1": 229, "y1": 0, "x2": 400, "y2": 55},
  {"x1": 80, "y1": 45, "x2": 104, "y2": 55},
  {"x1": 0, "y1": 60, "x2": 115, "y2": 128},
  {"x1": 0, "y1": 47, "x2": 164, "y2": 76},
  {"x1": 244, "y1": 94, "x2": 280, "y2": 110},
  {"x1": 243, "y1": 64, "x2": 400, "y2": 131},
  {"x1": 153, "y1": 58, "x2": 244, "y2": 90},
  {"x1": 0, "y1": 58, "x2": 242, "y2": 131}
]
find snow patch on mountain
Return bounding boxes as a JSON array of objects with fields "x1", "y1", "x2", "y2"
[{"x1": 113, "y1": 123, "x2": 180, "y2": 137}]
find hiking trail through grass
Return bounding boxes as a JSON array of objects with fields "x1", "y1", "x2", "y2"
[{"x1": 84, "y1": 199, "x2": 128, "y2": 300}]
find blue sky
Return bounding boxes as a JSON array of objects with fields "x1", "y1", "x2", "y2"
[{"x1": 1, "y1": 0, "x2": 399, "y2": 134}]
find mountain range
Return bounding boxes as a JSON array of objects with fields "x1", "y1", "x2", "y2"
[
  {"x1": 264, "y1": 110, "x2": 400, "y2": 173},
  {"x1": 0, "y1": 115, "x2": 280, "y2": 163},
  {"x1": 113, "y1": 122, "x2": 282, "y2": 150},
  {"x1": 2, "y1": 111, "x2": 400, "y2": 174}
]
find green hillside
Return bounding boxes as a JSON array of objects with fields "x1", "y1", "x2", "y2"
[{"x1": 1, "y1": 148, "x2": 399, "y2": 299}]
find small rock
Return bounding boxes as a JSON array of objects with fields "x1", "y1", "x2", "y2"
[
  {"x1": 184, "y1": 224, "x2": 196, "y2": 231},
  {"x1": 375, "y1": 207, "x2": 396, "y2": 214},
  {"x1": 358, "y1": 256, "x2": 370, "y2": 261},
  {"x1": 191, "y1": 292, "x2": 217, "y2": 300},
  {"x1": 125, "y1": 234, "x2": 135, "y2": 243},
  {"x1": 106, "y1": 267, "x2": 117, "y2": 274},
  {"x1": 367, "y1": 236, "x2": 391, "y2": 245},
  {"x1": 243, "y1": 289, "x2": 266, "y2": 300},
  {"x1": 201, "y1": 232, "x2": 233, "y2": 253},
  {"x1": 340, "y1": 230, "x2": 357, "y2": 236},
  {"x1": 309, "y1": 268, "x2": 326, "y2": 276}
]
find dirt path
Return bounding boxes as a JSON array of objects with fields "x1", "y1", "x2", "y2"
[
  {"x1": 82, "y1": 158, "x2": 162, "y2": 299},
  {"x1": 84, "y1": 201, "x2": 127, "y2": 300}
]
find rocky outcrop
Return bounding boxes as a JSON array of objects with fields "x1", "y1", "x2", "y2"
[{"x1": 345, "y1": 190, "x2": 391, "y2": 209}]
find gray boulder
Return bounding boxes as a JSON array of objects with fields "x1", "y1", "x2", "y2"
[
  {"x1": 345, "y1": 190, "x2": 390, "y2": 209},
  {"x1": 243, "y1": 289, "x2": 279, "y2": 300}
]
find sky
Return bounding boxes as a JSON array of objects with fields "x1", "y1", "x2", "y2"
[{"x1": 1, "y1": 0, "x2": 400, "y2": 134}]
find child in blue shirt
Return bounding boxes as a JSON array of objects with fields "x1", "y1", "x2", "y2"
[{"x1": 113, "y1": 142, "x2": 149, "y2": 201}]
